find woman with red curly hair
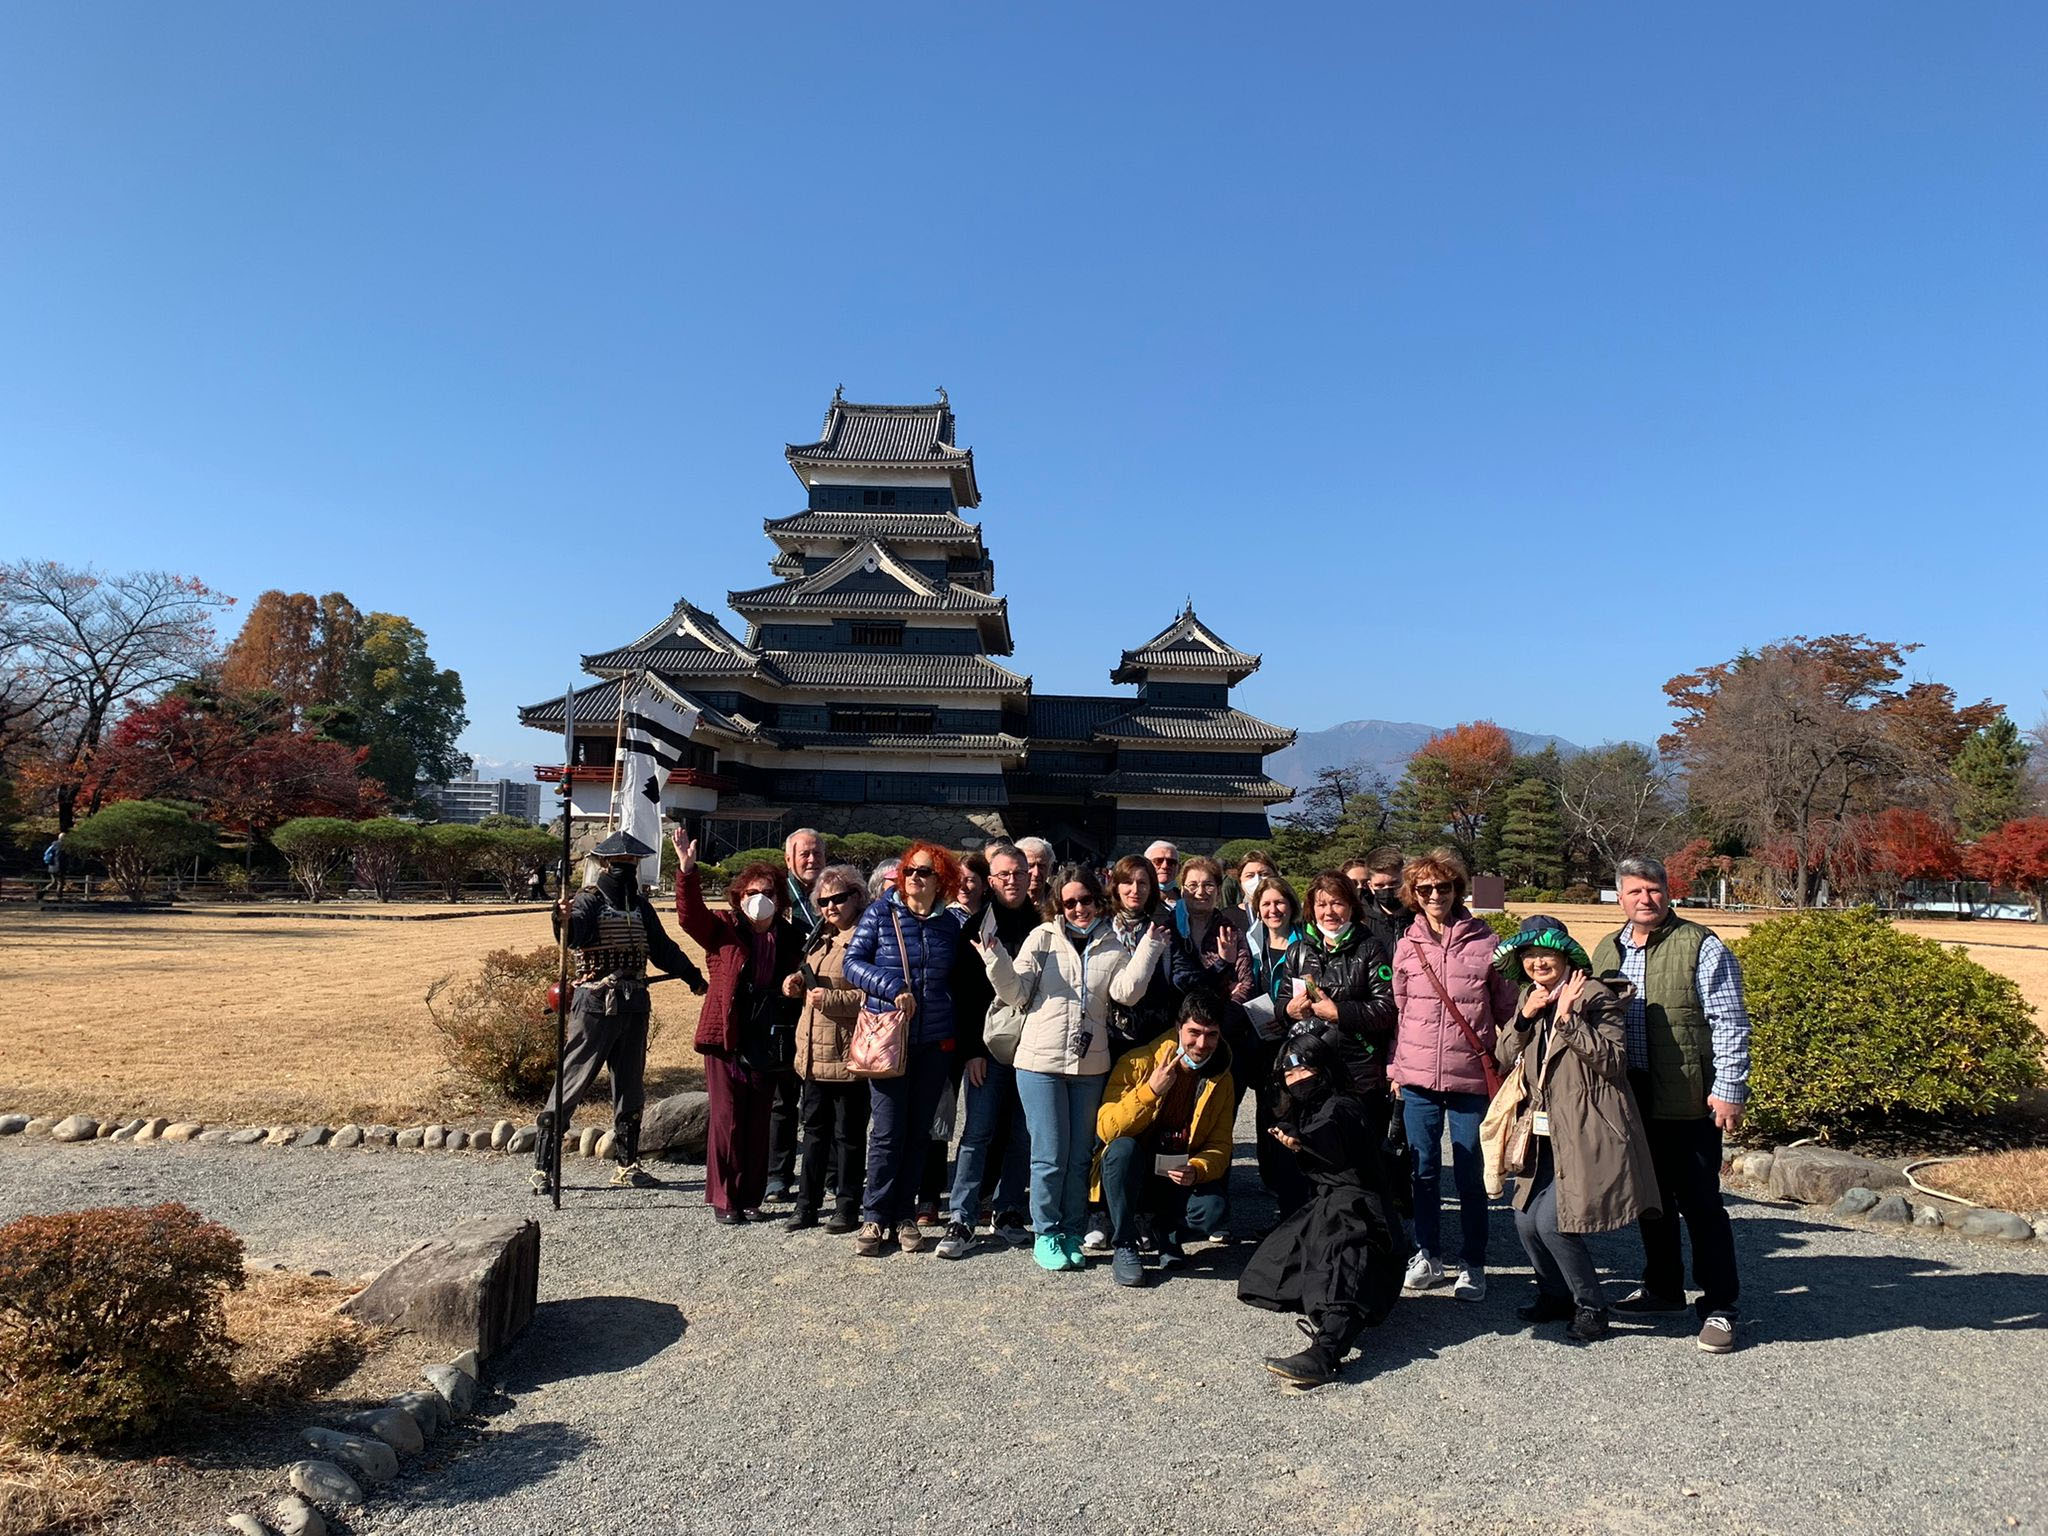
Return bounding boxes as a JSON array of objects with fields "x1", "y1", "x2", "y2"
[
  {"x1": 843, "y1": 840, "x2": 967, "y2": 1256},
  {"x1": 673, "y1": 831, "x2": 806, "y2": 1224}
]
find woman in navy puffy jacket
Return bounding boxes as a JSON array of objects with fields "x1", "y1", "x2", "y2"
[{"x1": 842, "y1": 840, "x2": 966, "y2": 1255}]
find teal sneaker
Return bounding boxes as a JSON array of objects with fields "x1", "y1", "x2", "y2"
[
  {"x1": 1033, "y1": 1234, "x2": 1068, "y2": 1272},
  {"x1": 1059, "y1": 1234, "x2": 1088, "y2": 1270}
]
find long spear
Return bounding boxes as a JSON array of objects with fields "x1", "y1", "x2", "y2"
[{"x1": 551, "y1": 679, "x2": 575, "y2": 1212}]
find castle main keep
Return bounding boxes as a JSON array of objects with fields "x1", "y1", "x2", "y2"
[{"x1": 520, "y1": 392, "x2": 1294, "y2": 859}]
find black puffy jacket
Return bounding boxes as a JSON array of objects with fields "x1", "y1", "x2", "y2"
[{"x1": 1283, "y1": 923, "x2": 1397, "y2": 1095}]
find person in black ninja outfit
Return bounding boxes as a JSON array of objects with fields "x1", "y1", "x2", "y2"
[
  {"x1": 1238, "y1": 1031, "x2": 1405, "y2": 1388},
  {"x1": 533, "y1": 830, "x2": 706, "y2": 1194}
]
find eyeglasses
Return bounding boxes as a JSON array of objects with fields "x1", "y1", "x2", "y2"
[
  {"x1": 901, "y1": 865, "x2": 937, "y2": 881},
  {"x1": 817, "y1": 891, "x2": 854, "y2": 908},
  {"x1": 1413, "y1": 882, "x2": 1457, "y2": 897},
  {"x1": 1061, "y1": 895, "x2": 1098, "y2": 911}
]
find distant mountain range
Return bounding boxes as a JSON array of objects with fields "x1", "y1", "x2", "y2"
[
  {"x1": 466, "y1": 756, "x2": 539, "y2": 784},
  {"x1": 1267, "y1": 719, "x2": 1582, "y2": 791}
]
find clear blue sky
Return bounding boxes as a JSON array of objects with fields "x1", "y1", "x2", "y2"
[{"x1": 4, "y1": 4, "x2": 2043, "y2": 766}]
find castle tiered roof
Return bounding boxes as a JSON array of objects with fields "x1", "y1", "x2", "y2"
[
  {"x1": 785, "y1": 392, "x2": 980, "y2": 506},
  {"x1": 1112, "y1": 603, "x2": 1263, "y2": 685}
]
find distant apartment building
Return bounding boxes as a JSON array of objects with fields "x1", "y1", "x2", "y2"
[{"x1": 417, "y1": 776, "x2": 542, "y2": 825}]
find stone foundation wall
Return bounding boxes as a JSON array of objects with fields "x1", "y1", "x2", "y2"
[{"x1": 796, "y1": 803, "x2": 1012, "y2": 847}]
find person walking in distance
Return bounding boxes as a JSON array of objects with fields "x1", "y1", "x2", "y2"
[
  {"x1": 1591, "y1": 856, "x2": 1752, "y2": 1354},
  {"x1": 533, "y1": 831, "x2": 708, "y2": 1195}
]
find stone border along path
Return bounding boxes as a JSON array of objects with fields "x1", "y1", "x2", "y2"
[
  {"x1": 218, "y1": 1344, "x2": 489, "y2": 1536},
  {"x1": 7, "y1": 1103, "x2": 2044, "y2": 1249},
  {"x1": 0, "y1": 1091, "x2": 714, "y2": 1163}
]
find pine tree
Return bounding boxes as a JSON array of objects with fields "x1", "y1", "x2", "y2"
[
  {"x1": 1953, "y1": 717, "x2": 2031, "y2": 840},
  {"x1": 1496, "y1": 777, "x2": 1566, "y2": 889}
]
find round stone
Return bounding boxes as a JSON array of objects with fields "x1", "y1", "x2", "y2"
[
  {"x1": 330, "y1": 1124, "x2": 364, "y2": 1149},
  {"x1": 287, "y1": 1458, "x2": 363, "y2": 1507},
  {"x1": 491, "y1": 1118, "x2": 514, "y2": 1150},
  {"x1": 51, "y1": 1114, "x2": 99, "y2": 1142}
]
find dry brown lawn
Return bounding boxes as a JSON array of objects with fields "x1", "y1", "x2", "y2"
[
  {"x1": 1504, "y1": 903, "x2": 2048, "y2": 1024},
  {"x1": 4, "y1": 901, "x2": 2042, "y2": 1129},
  {"x1": 0, "y1": 907, "x2": 705, "y2": 1127},
  {"x1": 1913, "y1": 1149, "x2": 2048, "y2": 1212}
]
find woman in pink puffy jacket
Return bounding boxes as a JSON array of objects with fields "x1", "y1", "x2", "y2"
[{"x1": 1389, "y1": 847, "x2": 1519, "y2": 1302}]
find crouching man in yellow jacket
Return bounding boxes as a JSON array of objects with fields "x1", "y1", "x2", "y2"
[{"x1": 1092, "y1": 989, "x2": 1236, "y2": 1286}]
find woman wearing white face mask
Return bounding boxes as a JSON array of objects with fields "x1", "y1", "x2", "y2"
[
  {"x1": 1233, "y1": 851, "x2": 1278, "y2": 926},
  {"x1": 675, "y1": 834, "x2": 806, "y2": 1225}
]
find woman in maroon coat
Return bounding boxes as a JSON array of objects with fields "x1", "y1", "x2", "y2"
[{"x1": 673, "y1": 832, "x2": 806, "y2": 1223}]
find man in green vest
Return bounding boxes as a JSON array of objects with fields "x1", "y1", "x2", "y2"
[{"x1": 1590, "y1": 856, "x2": 1751, "y2": 1355}]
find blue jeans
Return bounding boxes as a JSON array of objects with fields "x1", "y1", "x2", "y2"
[
  {"x1": 946, "y1": 1058, "x2": 1030, "y2": 1225},
  {"x1": 861, "y1": 1044, "x2": 953, "y2": 1227},
  {"x1": 1099, "y1": 1136, "x2": 1229, "y2": 1247},
  {"x1": 1403, "y1": 1086, "x2": 1490, "y2": 1269},
  {"x1": 1014, "y1": 1068, "x2": 1107, "y2": 1238}
]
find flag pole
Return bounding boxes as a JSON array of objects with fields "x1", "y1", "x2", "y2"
[
  {"x1": 606, "y1": 672, "x2": 632, "y2": 832},
  {"x1": 552, "y1": 679, "x2": 575, "y2": 1212}
]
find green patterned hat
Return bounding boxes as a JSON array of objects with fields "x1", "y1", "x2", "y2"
[{"x1": 1492, "y1": 914, "x2": 1592, "y2": 984}]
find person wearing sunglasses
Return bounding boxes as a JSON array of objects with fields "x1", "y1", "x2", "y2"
[
  {"x1": 1388, "y1": 846, "x2": 1521, "y2": 1301},
  {"x1": 843, "y1": 841, "x2": 967, "y2": 1257},
  {"x1": 972, "y1": 862, "x2": 1165, "y2": 1272},
  {"x1": 778, "y1": 864, "x2": 874, "y2": 1234}
]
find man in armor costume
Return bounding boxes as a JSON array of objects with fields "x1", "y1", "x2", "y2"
[{"x1": 534, "y1": 830, "x2": 707, "y2": 1194}]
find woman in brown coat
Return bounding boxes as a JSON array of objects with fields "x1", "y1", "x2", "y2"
[
  {"x1": 779, "y1": 863, "x2": 872, "y2": 1234},
  {"x1": 1493, "y1": 916, "x2": 1660, "y2": 1342}
]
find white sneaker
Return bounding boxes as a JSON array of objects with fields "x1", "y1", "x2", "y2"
[
  {"x1": 1452, "y1": 1266, "x2": 1487, "y2": 1302},
  {"x1": 1403, "y1": 1251, "x2": 1446, "y2": 1291},
  {"x1": 1080, "y1": 1223, "x2": 1113, "y2": 1257}
]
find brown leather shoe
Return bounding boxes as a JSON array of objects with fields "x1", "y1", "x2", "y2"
[{"x1": 896, "y1": 1220, "x2": 932, "y2": 1254}]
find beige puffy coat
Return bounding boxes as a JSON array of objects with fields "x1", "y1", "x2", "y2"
[{"x1": 983, "y1": 920, "x2": 1164, "y2": 1077}]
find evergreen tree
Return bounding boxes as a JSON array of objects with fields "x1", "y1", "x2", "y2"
[
  {"x1": 1496, "y1": 776, "x2": 1566, "y2": 888},
  {"x1": 1390, "y1": 754, "x2": 1464, "y2": 862},
  {"x1": 1953, "y1": 717, "x2": 2031, "y2": 840}
]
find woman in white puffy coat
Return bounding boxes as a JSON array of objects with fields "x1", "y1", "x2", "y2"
[{"x1": 974, "y1": 862, "x2": 1167, "y2": 1272}]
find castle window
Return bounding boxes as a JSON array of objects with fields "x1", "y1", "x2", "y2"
[{"x1": 850, "y1": 622, "x2": 905, "y2": 648}]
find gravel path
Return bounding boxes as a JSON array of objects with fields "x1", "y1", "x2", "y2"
[{"x1": 4, "y1": 1132, "x2": 2045, "y2": 1536}]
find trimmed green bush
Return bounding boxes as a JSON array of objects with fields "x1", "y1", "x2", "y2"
[
  {"x1": 1506, "y1": 886, "x2": 1564, "y2": 904},
  {"x1": 0, "y1": 1203, "x2": 245, "y2": 1449},
  {"x1": 350, "y1": 817, "x2": 418, "y2": 901},
  {"x1": 713, "y1": 848, "x2": 787, "y2": 883},
  {"x1": 416, "y1": 822, "x2": 494, "y2": 901},
  {"x1": 1734, "y1": 908, "x2": 2044, "y2": 1137},
  {"x1": 271, "y1": 816, "x2": 360, "y2": 902},
  {"x1": 1560, "y1": 883, "x2": 1600, "y2": 904},
  {"x1": 1479, "y1": 911, "x2": 1522, "y2": 943},
  {"x1": 827, "y1": 833, "x2": 911, "y2": 870},
  {"x1": 66, "y1": 800, "x2": 215, "y2": 902}
]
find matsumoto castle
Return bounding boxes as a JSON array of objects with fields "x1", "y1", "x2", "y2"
[{"x1": 520, "y1": 391, "x2": 1296, "y2": 860}]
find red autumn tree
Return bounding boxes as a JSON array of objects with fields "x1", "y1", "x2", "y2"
[
  {"x1": 1390, "y1": 721, "x2": 1517, "y2": 859},
  {"x1": 1969, "y1": 819, "x2": 2048, "y2": 921},
  {"x1": 1662, "y1": 634, "x2": 1998, "y2": 907},
  {"x1": 94, "y1": 684, "x2": 381, "y2": 843},
  {"x1": 1665, "y1": 838, "x2": 1714, "y2": 900},
  {"x1": 1830, "y1": 809, "x2": 1962, "y2": 905}
]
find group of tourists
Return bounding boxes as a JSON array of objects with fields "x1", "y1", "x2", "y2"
[{"x1": 537, "y1": 823, "x2": 1753, "y2": 1388}]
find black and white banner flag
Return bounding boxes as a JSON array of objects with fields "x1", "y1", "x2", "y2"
[{"x1": 612, "y1": 675, "x2": 702, "y2": 887}]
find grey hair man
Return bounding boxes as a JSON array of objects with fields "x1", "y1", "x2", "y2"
[
  {"x1": 783, "y1": 827, "x2": 826, "y2": 929},
  {"x1": 1144, "y1": 839, "x2": 1181, "y2": 905},
  {"x1": 764, "y1": 825, "x2": 828, "y2": 1202},
  {"x1": 1013, "y1": 836, "x2": 1055, "y2": 903},
  {"x1": 1590, "y1": 854, "x2": 1752, "y2": 1355}
]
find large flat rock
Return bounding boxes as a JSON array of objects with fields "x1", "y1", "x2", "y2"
[
  {"x1": 341, "y1": 1214, "x2": 538, "y2": 1362},
  {"x1": 1767, "y1": 1143, "x2": 1907, "y2": 1205},
  {"x1": 641, "y1": 1090, "x2": 711, "y2": 1159}
]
